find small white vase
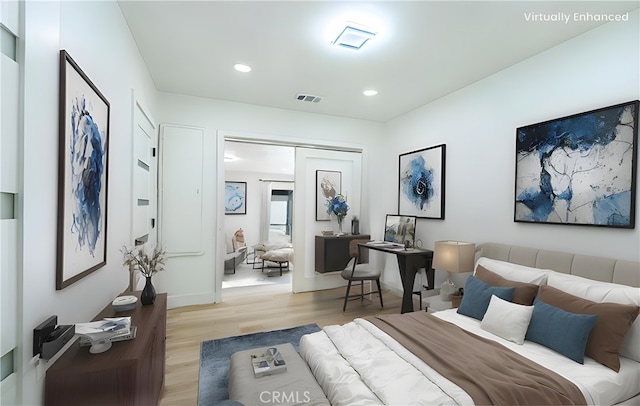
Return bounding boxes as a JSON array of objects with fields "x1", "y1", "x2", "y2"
[{"x1": 333, "y1": 215, "x2": 345, "y2": 236}]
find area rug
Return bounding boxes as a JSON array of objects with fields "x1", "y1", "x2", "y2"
[{"x1": 197, "y1": 323, "x2": 321, "y2": 406}]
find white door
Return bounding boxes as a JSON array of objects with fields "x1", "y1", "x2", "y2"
[
  {"x1": 130, "y1": 95, "x2": 158, "y2": 290},
  {"x1": 131, "y1": 96, "x2": 157, "y2": 247},
  {"x1": 292, "y1": 148, "x2": 362, "y2": 292}
]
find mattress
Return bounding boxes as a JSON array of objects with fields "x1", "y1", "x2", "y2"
[{"x1": 300, "y1": 309, "x2": 640, "y2": 405}]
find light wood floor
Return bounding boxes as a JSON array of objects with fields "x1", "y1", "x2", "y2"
[{"x1": 159, "y1": 283, "x2": 410, "y2": 405}]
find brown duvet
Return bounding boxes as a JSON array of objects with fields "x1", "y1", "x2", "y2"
[{"x1": 365, "y1": 312, "x2": 587, "y2": 406}]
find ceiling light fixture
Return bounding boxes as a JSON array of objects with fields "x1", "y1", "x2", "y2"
[
  {"x1": 234, "y1": 63, "x2": 251, "y2": 73},
  {"x1": 363, "y1": 89, "x2": 378, "y2": 96},
  {"x1": 332, "y1": 23, "x2": 376, "y2": 50}
]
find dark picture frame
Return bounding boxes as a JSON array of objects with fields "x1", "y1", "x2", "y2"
[
  {"x1": 398, "y1": 144, "x2": 446, "y2": 219},
  {"x1": 225, "y1": 181, "x2": 247, "y2": 215},
  {"x1": 514, "y1": 100, "x2": 638, "y2": 228},
  {"x1": 57, "y1": 50, "x2": 110, "y2": 289},
  {"x1": 316, "y1": 170, "x2": 342, "y2": 221}
]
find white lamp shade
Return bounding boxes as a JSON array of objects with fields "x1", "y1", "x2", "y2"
[{"x1": 432, "y1": 241, "x2": 476, "y2": 273}]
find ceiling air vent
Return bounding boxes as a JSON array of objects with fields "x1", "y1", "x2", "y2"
[{"x1": 296, "y1": 94, "x2": 322, "y2": 103}]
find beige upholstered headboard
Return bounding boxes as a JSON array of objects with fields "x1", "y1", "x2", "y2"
[{"x1": 476, "y1": 242, "x2": 639, "y2": 288}]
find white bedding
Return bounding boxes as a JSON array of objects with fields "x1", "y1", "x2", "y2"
[{"x1": 300, "y1": 309, "x2": 640, "y2": 406}]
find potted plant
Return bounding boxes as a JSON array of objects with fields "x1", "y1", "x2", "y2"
[
  {"x1": 121, "y1": 245, "x2": 166, "y2": 305},
  {"x1": 326, "y1": 194, "x2": 349, "y2": 236}
]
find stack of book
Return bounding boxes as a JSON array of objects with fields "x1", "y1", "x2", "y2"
[
  {"x1": 75, "y1": 317, "x2": 133, "y2": 351},
  {"x1": 251, "y1": 347, "x2": 287, "y2": 378}
]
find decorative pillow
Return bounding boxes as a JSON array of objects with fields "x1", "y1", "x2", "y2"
[
  {"x1": 475, "y1": 265, "x2": 539, "y2": 305},
  {"x1": 481, "y1": 295, "x2": 534, "y2": 344},
  {"x1": 457, "y1": 276, "x2": 515, "y2": 321},
  {"x1": 538, "y1": 285, "x2": 640, "y2": 371},
  {"x1": 525, "y1": 298, "x2": 598, "y2": 364},
  {"x1": 475, "y1": 257, "x2": 550, "y2": 285},
  {"x1": 546, "y1": 271, "x2": 640, "y2": 363}
]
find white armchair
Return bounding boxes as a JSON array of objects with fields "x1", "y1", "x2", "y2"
[{"x1": 224, "y1": 229, "x2": 247, "y2": 274}]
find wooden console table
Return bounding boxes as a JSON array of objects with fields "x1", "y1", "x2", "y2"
[
  {"x1": 45, "y1": 292, "x2": 167, "y2": 406},
  {"x1": 315, "y1": 234, "x2": 370, "y2": 273}
]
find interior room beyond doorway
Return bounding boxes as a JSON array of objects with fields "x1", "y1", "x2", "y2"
[{"x1": 222, "y1": 141, "x2": 295, "y2": 291}]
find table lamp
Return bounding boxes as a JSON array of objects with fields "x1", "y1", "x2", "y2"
[{"x1": 432, "y1": 241, "x2": 476, "y2": 301}]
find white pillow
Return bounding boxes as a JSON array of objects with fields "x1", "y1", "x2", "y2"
[
  {"x1": 547, "y1": 272, "x2": 640, "y2": 362},
  {"x1": 480, "y1": 295, "x2": 534, "y2": 345},
  {"x1": 475, "y1": 257, "x2": 550, "y2": 285}
]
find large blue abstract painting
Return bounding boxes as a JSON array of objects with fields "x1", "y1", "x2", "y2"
[
  {"x1": 398, "y1": 144, "x2": 446, "y2": 219},
  {"x1": 515, "y1": 101, "x2": 638, "y2": 228},
  {"x1": 57, "y1": 50, "x2": 110, "y2": 289}
]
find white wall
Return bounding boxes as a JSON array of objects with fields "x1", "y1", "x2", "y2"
[
  {"x1": 376, "y1": 12, "x2": 640, "y2": 291},
  {"x1": 156, "y1": 94, "x2": 384, "y2": 306},
  {"x1": 20, "y1": 1, "x2": 157, "y2": 404}
]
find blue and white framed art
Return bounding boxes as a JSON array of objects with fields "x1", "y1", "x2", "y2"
[
  {"x1": 57, "y1": 50, "x2": 111, "y2": 289},
  {"x1": 398, "y1": 144, "x2": 446, "y2": 219},
  {"x1": 225, "y1": 181, "x2": 247, "y2": 214},
  {"x1": 515, "y1": 100, "x2": 638, "y2": 228}
]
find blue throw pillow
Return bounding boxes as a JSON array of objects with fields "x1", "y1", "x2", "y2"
[
  {"x1": 456, "y1": 275, "x2": 515, "y2": 320},
  {"x1": 525, "y1": 299, "x2": 598, "y2": 364}
]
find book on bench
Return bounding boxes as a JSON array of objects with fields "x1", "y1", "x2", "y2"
[{"x1": 251, "y1": 347, "x2": 287, "y2": 378}]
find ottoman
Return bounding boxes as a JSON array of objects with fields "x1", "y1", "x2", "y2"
[
  {"x1": 260, "y1": 248, "x2": 293, "y2": 276},
  {"x1": 228, "y1": 343, "x2": 329, "y2": 406}
]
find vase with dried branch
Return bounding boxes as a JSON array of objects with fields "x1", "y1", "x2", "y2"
[{"x1": 121, "y1": 245, "x2": 166, "y2": 305}]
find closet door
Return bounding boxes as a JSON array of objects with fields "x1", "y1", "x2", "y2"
[
  {"x1": 159, "y1": 124, "x2": 204, "y2": 255},
  {"x1": 293, "y1": 148, "x2": 362, "y2": 292}
]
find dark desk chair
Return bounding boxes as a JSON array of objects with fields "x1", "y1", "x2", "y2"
[{"x1": 341, "y1": 239, "x2": 384, "y2": 311}]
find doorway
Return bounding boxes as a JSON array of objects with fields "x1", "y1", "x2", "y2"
[
  {"x1": 270, "y1": 189, "x2": 293, "y2": 239},
  {"x1": 222, "y1": 141, "x2": 295, "y2": 291}
]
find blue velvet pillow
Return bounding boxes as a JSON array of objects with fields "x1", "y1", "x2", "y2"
[
  {"x1": 525, "y1": 299, "x2": 598, "y2": 364},
  {"x1": 456, "y1": 275, "x2": 515, "y2": 320}
]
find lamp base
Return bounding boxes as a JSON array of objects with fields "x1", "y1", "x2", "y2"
[{"x1": 440, "y1": 279, "x2": 455, "y2": 301}]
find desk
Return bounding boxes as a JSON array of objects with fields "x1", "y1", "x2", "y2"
[{"x1": 359, "y1": 243, "x2": 434, "y2": 313}]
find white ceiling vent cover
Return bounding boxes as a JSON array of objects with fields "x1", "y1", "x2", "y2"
[{"x1": 296, "y1": 94, "x2": 322, "y2": 103}]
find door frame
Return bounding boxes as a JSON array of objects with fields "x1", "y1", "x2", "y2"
[{"x1": 215, "y1": 131, "x2": 367, "y2": 301}]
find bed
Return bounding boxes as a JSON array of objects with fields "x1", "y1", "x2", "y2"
[{"x1": 300, "y1": 242, "x2": 640, "y2": 405}]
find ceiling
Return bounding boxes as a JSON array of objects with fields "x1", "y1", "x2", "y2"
[
  {"x1": 224, "y1": 141, "x2": 295, "y2": 176},
  {"x1": 118, "y1": 1, "x2": 638, "y2": 123}
]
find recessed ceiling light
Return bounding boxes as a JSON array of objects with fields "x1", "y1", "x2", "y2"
[
  {"x1": 234, "y1": 64, "x2": 251, "y2": 73},
  {"x1": 332, "y1": 23, "x2": 376, "y2": 50},
  {"x1": 363, "y1": 89, "x2": 378, "y2": 96}
]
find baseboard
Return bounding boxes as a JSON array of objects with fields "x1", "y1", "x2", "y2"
[{"x1": 167, "y1": 292, "x2": 217, "y2": 309}]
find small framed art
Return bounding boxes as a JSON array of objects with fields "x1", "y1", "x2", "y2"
[
  {"x1": 316, "y1": 170, "x2": 341, "y2": 221},
  {"x1": 225, "y1": 181, "x2": 247, "y2": 215}
]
